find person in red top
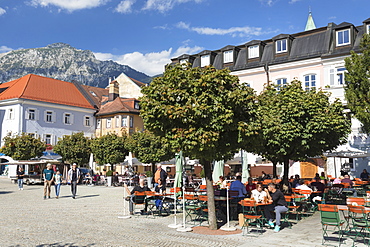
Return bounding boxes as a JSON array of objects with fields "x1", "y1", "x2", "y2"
[{"x1": 245, "y1": 177, "x2": 256, "y2": 196}]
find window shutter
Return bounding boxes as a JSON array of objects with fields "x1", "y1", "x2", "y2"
[
  {"x1": 25, "y1": 109, "x2": 29, "y2": 120},
  {"x1": 52, "y1": 111, "x2": 56, "y2": 123},
  {"x1": 35, "y1": 109, "x2": 40, "y2": 121},
  {"x1": 70, "y1": 114, "x2": 74, "y2": 125}
]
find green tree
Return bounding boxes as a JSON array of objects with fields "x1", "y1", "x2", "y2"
[
  {"x1": 246, "y1": 81, "x2": 350, "y2": 185},
  {"x1": 344, "y1": 33, "x2": 370, "y2": 133},
  {"x1": 0, "y1": 133, "x2": 46, "y2": 160},
  {"x1": 125, "y1": 130, "x2": 173, "y2": 175},
  {"x1": 90, "y1": 133, "x2": 128, "y2": 170},
  {"x1": 140, "y1": 64, "x2": 256, "y2": 229},
  {"x1": 53, "y1": 132, "x2": 91, "y2": 165}
]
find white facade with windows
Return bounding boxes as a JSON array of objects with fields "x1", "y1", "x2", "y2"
[{"x1": 0, "y1": 99, "x2": 96, "y2": 146}]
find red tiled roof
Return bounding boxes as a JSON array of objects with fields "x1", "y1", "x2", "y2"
[
  {"x1": 81, "y1": 85, "x2": 108, "y2": 108},
  {"x1": 0, "y1": 74, "x2": 94, "y2": 109},
  {"x1": 96, "y1": 97, "x2": 139, "y2": 116}
]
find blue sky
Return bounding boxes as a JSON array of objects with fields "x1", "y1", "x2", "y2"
[{"x1": 0, "y1": 0, "x2": 369, "y2": 77}]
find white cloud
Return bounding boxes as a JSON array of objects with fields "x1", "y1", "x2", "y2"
[
  {"x1": 115, "y1": 0, "x2": 136, "y2": 13},
  {"x1": 0, "y1": 7, "x2": 6, "y2": 16},
  {"x1": 259, "y1": 0, "x2": 276, "y2": 6},
  {"x1": 94, "y1": 45, "x2": 203, "y2": 76},
  {"x1": 289, "y1": 0, "x2": 301, "y2": 3},
  {"x1": 0, "y1": 45, "x2": 13, "y2": 53},
  {"x1": 142, "y1": 0, "x2": 203, "y2": 13},
  {"x1": 30, "y1": 0, "x2": 108, "y2": 12},
  {"x1": 176, "y1": 21, "x2": 274, "y2": 37}
]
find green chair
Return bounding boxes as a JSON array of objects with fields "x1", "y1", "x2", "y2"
[
  {"x1": 184, "y1": 194, "x2": 201, "y2": 225},
  {"x1": 318, "y1": 204, "x2": 345, "y2": 246},
  {"x1": 285, "y1": 195, "x2": 300, "y2": 223},
  {"x1": 348, "y1": 205, "x2": 370, "y2": 246},
  {"x1": 240, "y1": 200, "x2": 263, "y2": 236}
]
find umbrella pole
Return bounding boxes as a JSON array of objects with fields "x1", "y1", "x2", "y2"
[
  {"x1": 220, "y1": 184, "x2": 236, "y2": 231},
  {"x1": 168, "y1": 187, "x2": 181, "y2": 228},
  {"x1": 177, "y1": 167, "x2": 192, "y2": 232},
  {"x1": 118, "y1": 182, "x2": 131, "y2": 219}
]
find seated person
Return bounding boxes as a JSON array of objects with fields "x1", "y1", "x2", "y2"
[
  {"x1": 264, "y1": 183, "x2": 288, "y2": 232},
  {"x1": 245, "y1": 177, "x2": 256, "y2": 197},
  {"x1": 215, "y1": 176, "x2": 227, "y2": 189},
  {"x1": 341, "y1": 174, "x2": 357, "y2": 197},
  {"x1": 154, "y1": 178, "x2": 166, "y2": 210},
  {"x1": 360, "y1": 169, "x2": 369, "y2": 181},
  {"x1": 124, "y1": 178, "x2": 151, "y2": 215},
  {"x1": 291, "y1": 174, "x2": 300, "y2": 188},
  {"x1": 230, "y1": 175, "x2": 247, "y2": 200},
  {"x1": 251, "y1": 184, "x2": 267, "y2": 203}
]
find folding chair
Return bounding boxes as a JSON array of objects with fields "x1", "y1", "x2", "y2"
[
  {"x1": 184, "y1": 194, "x2": 201, "y2": 224},
  {"x1": 132, "y1": 191, "x2": 147, "y2": 216},
  {"x1": 198, "y1": 195, "x2": 209, "y2": 225},
  {"x1": 348, "y1": 205, "x2": 370, "y2": 246},
  {"x1": 285, "y1": 195, "x2": 301, "y2": 222},
  {"x1": 318, "y1": 204, "x2": 345, "y2": 246},
  {"x1": 240, "y1": 200, "x2": 263, "y2": 236}
]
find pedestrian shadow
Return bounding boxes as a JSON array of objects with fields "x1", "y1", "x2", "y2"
[
  {"x1": 0, "y1": 191, "x2": 13, "y2": 194},
  {"x1": 34, "y1": 243, "x2": 96, "y2": 247},
  {"x1": 59, "y1": 194, "x2": 100, "y2": 199}
]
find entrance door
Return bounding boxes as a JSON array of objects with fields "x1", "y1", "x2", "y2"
[{"x1": 300, "y1": 162, "x2": 317, "y2": 179}]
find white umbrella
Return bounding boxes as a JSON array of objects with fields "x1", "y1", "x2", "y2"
[{"x1": 241, "y1": 150, "x2": 249, "y2": 184}]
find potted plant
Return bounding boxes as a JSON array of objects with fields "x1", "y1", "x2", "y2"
[{"x1": 146, "y1": 170, "x2": 153, "y2": 188}]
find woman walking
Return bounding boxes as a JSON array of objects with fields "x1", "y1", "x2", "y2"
[{"x1": 54, "y1": 170, "x2": 63, "y2": 199}]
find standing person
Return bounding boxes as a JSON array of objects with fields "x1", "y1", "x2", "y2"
[
  {"x1": 154, "y1": 164, "x2": 167, "y2": 187},
  {"x1": 43, "y1": 163, "x2": 54, "y2": 199},
  {"x1": 54, "y1": 170, "x2": 63, "y2": 199},
  {"x1": 67, "y1": 163, "x2": 81, "y2": 199},
  {"x1": 264, "y1": 183, "x2": 288, "y2": 232},
  {"x1": 17, "y1": 167, "x2": 25, "y2": 190}
]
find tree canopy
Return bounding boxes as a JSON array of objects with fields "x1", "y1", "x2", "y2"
[
  {"x1": 0, "y1": 133, "x2": 46, "y2": 160},
  {"x1": 140, "y1": 64, "x2": 257, "y2": 229},
  {"x1": 246, "y1": 81, "x2": 351, "y2": 184},
  {"x1": 90, "y1": 133, "x2": 128, "y2": 167},
  {"x1": 53, "y1": 132, "x2": 91, "y2": 165},
  {"x1": 344, "y1": 33, "x2": 370, "y2": 133},
  {"x1": 125, "y1": 130, "x2": 173, "y2": 165}
]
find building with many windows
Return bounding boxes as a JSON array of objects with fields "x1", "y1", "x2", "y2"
[
  {"x1": 0, "y1": 74, "x2": 96, "y2": 146},
  {"x1": 171, "y1": 17, "x2": 370, "y2": 178}
]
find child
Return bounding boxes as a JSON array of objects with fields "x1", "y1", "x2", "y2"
[{"x1": 54, "y1": 170, "x2": 63, "y2": 199}]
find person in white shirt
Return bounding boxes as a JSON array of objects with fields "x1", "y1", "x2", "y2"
[
  {"x1": 296, "y1": 180, "x2": 312, "y2": 199},
  {"x1": 251, "y1": 184, "x2": 267, "y2": 203}
]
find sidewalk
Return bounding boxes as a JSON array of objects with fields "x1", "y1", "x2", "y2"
[{"x1": 0, "y1": 177, "x2": 365, "y2": 247}]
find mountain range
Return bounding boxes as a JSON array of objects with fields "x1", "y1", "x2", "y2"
[{"x1": 0, "y1": 43, "x2": 152, "y2": 88}]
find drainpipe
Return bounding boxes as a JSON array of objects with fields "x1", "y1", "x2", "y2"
[{"x1": 264, "y1": 63, "x2": 270, "y2": 86}]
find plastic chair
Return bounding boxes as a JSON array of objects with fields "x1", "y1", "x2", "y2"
[{"x1": 318, "y1": 204, "x2": 345, "y2": 246}]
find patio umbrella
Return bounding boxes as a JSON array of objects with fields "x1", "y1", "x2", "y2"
[
  {"x1": 89, "y1": 153, "x2": 94, "y2": 171},
  {"x1": 241, "y1": 150, "x2": 249, "y2": 184},
  {"x1": 168, "y1": 151, "x2": 184, "y2": 229},
  {"x1": 174, "y1": 151, "x2": 184, "y2": 189},
  {"x1": 212, "y1": 160, "x2": 224, "y2": 182}
]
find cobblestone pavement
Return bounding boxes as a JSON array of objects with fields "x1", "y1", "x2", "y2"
[{"x1": 0, "y1": 177, "x2": 367, "y2": 247}]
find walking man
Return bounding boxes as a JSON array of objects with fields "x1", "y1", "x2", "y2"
[
  {"x1": 43, "y1": 163, "x2": 54, "y2": 199},
  {"x1": 67, "y1": 163, "x2": 81, "y2": 199},
  {"x1": 17, "y1": 166, "x2": 25, "y2": 190}
]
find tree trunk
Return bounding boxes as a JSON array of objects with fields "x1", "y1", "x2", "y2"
[
  {"x1": 272, "y1": 161, "x2": 277, "y2": 178},
  {"x1": 202, "y1": 159, "x2": 217, "y2": 230},
  {"x1": 283, "y1": 157, "x2": 289, "y2": 186}
]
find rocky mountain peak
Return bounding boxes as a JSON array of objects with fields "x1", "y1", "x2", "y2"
[{"x1": 0, "y1": 43, "x2": 152, "y2": 88}]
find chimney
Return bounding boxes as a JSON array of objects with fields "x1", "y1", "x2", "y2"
[{"x1": 108, "y1": 80, "x2": 119, "y2": 101}]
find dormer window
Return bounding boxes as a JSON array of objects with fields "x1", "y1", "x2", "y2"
[
  {"x1": 248, "y1": 45, "x2": 259, "y2": 59},
  {"x1": 276, "y1": 39, "x2": 287, "y2": 53},
  {"x1": 134, "y1": 101, "x2": 140, "y2": 110},
  {"x1": 180, "y1": 59, "x2": 188, "y2": 64},
  {"x1": 223, "y1": 50, "x2": 233, "y2": 63},
  {"x1": 200, "y1": 54, "x2": 210, "y2": 67},
  {"x1": 336, "y1": 29, "x2": 350, "y2": 46}
]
